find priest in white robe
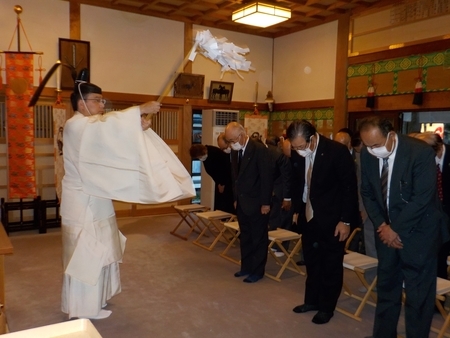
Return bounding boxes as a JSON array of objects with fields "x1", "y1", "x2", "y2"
[{"x1": 61, "y1": 81, "x2": 195, "y2": 319}]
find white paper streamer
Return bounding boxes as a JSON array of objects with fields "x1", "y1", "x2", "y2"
[{"x1": 190, "y1": 30, "x2": 254, "y2": 79}]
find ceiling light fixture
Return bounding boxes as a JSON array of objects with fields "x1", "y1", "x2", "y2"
[{"x1": 232, "y1": 2, "x2": 291, "y2": 28}]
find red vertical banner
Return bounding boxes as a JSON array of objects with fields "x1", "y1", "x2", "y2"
[{"x1": 5, "y1": 52, "x2": 36, "y2": 199}]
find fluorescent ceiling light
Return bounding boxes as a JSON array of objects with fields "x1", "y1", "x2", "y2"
[{"x1": 232, "y1": 2, "x2": 291, "y2": 28}]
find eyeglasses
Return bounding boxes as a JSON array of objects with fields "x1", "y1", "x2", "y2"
[
  {"x1": 226, "y1": 133, "x2": 241, "y2": 144},
  {"x1": 291, "y1": 135, "x2": 313, "y2": 151},
  {"x1": 84, "y1": 98, "x2": 106, "y2": 105},
  {"x1": 291, "y1": 142, "x2": 310, "y2": 151}
]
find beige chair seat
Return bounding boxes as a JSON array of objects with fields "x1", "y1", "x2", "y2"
[
  {"x1": 265, "y1": 229, "x2": 305, "y2": 282},
  {"x1": 193, "y1": 210, "x2": 236, "y2": 251},
  {"x1": 170, "y1": 204, "x2": 209, "y2": 240}
]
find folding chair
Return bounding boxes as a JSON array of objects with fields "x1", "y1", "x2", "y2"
[
  {"x1": 170, "y1": 204, "x2": 209, "y2": 240},
  {"x1": 219, "y1": 221, "x2": 241, "y2": 265},
  {"x1": 265, "y1": 229, "x2": 305, "y2": 282},
  {"x1": 336, "y1": 228, "x2": 378, "y2": 321},
  {"x1": 193, "y1": 210, "x2": 236, "y2": 251},
  {"x1": 431, "y1": 273, "x2": 450, "y2": 337}
]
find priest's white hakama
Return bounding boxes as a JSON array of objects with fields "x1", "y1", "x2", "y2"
[{"x1": 61, "y1": 107, "x2": 194, "y2": 319}]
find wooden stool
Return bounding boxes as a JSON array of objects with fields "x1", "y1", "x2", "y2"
[
  {"x1": 193, "y1": 210, "x2": 236, "y2": 251},
  {"x1": 265, "y1": 229, "x2": 305, "y2": 282},
  {"x1": 219, "y1": 221, "x2": 241, "y2": 265},
  {"x1": 336, "y1": 251, "x2": 378, "y2": 321},
  {"x1": 170, "y1": 204, "x2": 209, "y2": 240},
  {"x1": 431, "y1": 277, "x2": 450, "y2": 337}
]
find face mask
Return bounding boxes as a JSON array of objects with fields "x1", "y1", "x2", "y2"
[
  {"x1": 198, "y1": 155, "x2": 208, "y2": 161},
  {"x1": 295, "y1": 136, "x2": 314, "y2": 157},
  {"x1": 367, "y1": 133, "x2": 394, "y2": 159},
  {"x1": 223, "y1": 147, "x2": 231, "y2": 154},
  {"x1": 230, "y1": 134, "x2": 243, "y2": 151},
  {"x1": 231, "y1": 142, "x2": 243, "y2": 151},
  {"x1": 297, "y1": 148, "x2": 313, "y2": 158}
]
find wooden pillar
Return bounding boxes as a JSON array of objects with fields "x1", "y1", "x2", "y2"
[
  {"x1": 184, "y1": 23, "x2": 193, "y2": 74},
  {"x1": 69, "y1": 1, "x2": 81, "y2": 40},
  {"x1": 333, "y1": 13, "x2": 350, "y2": 136}
]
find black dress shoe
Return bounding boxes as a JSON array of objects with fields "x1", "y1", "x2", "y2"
[
  {"x1": 292, "y1": 304, "x2": 319, "y2": 313},
  {"x1": 243, "y1": 274, "x2": 263, "y2": 283},
  {"x1": 311, "y1": 311, "x2": 333, "y2": 324},
  {"x1": 234, "y1": 270, "x2": 250, "y2": 278}
]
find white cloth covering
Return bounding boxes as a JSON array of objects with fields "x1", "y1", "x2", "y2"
[{"x1": 61, "y1": 107, "x2": 195, "y2": 319}]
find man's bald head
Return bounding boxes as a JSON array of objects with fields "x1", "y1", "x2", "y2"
[
  {"x1": 335, "y1": 131, "x2": 352, "y2": 151},
  {"x1": 217, "y1": 132, "x2": 228, "y2": 150}
]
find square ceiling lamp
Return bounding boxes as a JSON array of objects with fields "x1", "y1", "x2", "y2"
[{"x1": 232, "y1": 2, "x2": 291, "y2": 28}]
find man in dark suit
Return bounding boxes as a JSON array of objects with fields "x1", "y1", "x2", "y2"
[
  {"x1": 414, "y1": 132, "x2": 450, "y2": 279},
  {"x1": 287, "y1": 120, "x2": 358, "y2": 325},
  {"x1": 359, "y1": 117, "x2": 448, "y2": 338},
  {"x1": 335, "y1": 130, "x2": 363, "y2": 252},
  {"x1": 189, "y1": 144, "x2": 234, "y2": 213},
  {"x1": 225, "y1": 122, "x2": 273, "y2": 283},
  {"x1": 265, "y1": 136, "x2": 292, "y2": 232}
]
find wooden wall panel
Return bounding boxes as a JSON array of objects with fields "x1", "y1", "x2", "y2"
[
  {"x1": 427, "y1": 67, "x2": 450, "y2": 90},
  {"x1": 348, "y1": 76, "x2": 369, "y2": 97},
  {"x1": 397, "y1": 69, "x2": 418, "y2": 93},
  {"x1": 374, "y1": 72, "x2": 394, "y2": 95}
]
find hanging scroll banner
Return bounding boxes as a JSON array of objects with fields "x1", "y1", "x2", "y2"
[{"x1": 5, "y1": 52, "x2": 36, "y2": 198}]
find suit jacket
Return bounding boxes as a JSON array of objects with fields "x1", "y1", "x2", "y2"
[
  {"x1": 296, "y1": 135, "x2": 359, "y2": 227},
  {"x1": 441, "y1": 144, "x2": 450, "y2": 217},
  {"x1": 231, "y1": 138, "x2": 273, "y2": 216},
  {"x1": 268, "y1": 144, "x2": 292, "y2": 200},
  {"x1": 203, "y1": 145, "x2": 232, "y2": 186},
  {"x1": 360, "y1": 134, "x2": 449, "y2": 246}
]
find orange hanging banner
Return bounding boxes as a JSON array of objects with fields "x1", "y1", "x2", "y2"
[{"x1": 5, "y1": 52, "x2": 36, "y2": 199}]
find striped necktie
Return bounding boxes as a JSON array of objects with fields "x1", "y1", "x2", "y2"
[
  {"x1": 437, "y1": 164, "x2": 443, "y2": 201},
  {"x1": 381, "y1": 158, "x2": 389, "y2": 212},
  {"x1": 305, "y1": 159, "x2": 314, "y2": 222}
]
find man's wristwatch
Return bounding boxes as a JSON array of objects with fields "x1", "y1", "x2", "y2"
[{"x1": 343, "y1": 222, "x2": 350, "y2": 226}]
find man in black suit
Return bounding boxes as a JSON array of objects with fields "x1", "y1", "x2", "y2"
[
  {"x1": 225, "y1": 122, "x2": 273, "y2": 283},
  {"x1": 335, "y1": 130, "x2": 363, "y2": 252},
  {"x1": 359, "y1": 117, "x2": 448, "y2": 338},
  {"x1": 414, "y1": 132, "x2": 450, "y2": 279},
  {"x1": 189, "y1": 144, "x2": 234, "y2": 213},
  {"x1": 287, "y1": 120, "x2": 358, "y2": 325},
  {"x1": 265, "y1": 136, "x2": 292, "y2": 232}
]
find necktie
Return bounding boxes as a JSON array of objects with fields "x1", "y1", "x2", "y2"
[
  {"x1": 437, "y1": 164, "x2": 443, "y2": 201},
  {"x1": 305, "y1": 160, "x2": 314, "y2": 222},
  {"x1": 380, "y1": 158, "x2": 389, "y2": 214},
  {"x1": 238, "y1": 149, "x2": 243, "y2": 171}
]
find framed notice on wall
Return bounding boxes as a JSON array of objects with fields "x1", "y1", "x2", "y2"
[{"x1": 58, "y1": 38, "x2": 90, "y2": 90}]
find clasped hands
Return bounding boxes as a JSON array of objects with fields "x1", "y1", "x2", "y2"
[
  {"x1": 140, "y1": 101, "x2": 161, "y2": 131},
  {"x1": 378, "y1": 222, "x2": 403, "y2": 249}
]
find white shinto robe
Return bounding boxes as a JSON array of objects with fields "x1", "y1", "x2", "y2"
[{"x1": 61, "y1": 107, "x2": 195, "y2": 318}]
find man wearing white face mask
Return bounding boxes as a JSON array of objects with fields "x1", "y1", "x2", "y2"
[
  {"x1": 359, "y1": 117, "x2": 449, "y2": 338},
  {"x1": 225, "y1": 122, "x2": 273, "y2": 283},
  {"x1": 288, "y1": 120, "x2": 358, "y2": 325},
  {"x1": 217, "y1": 132, "x2": 232, "y2": 154}
]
